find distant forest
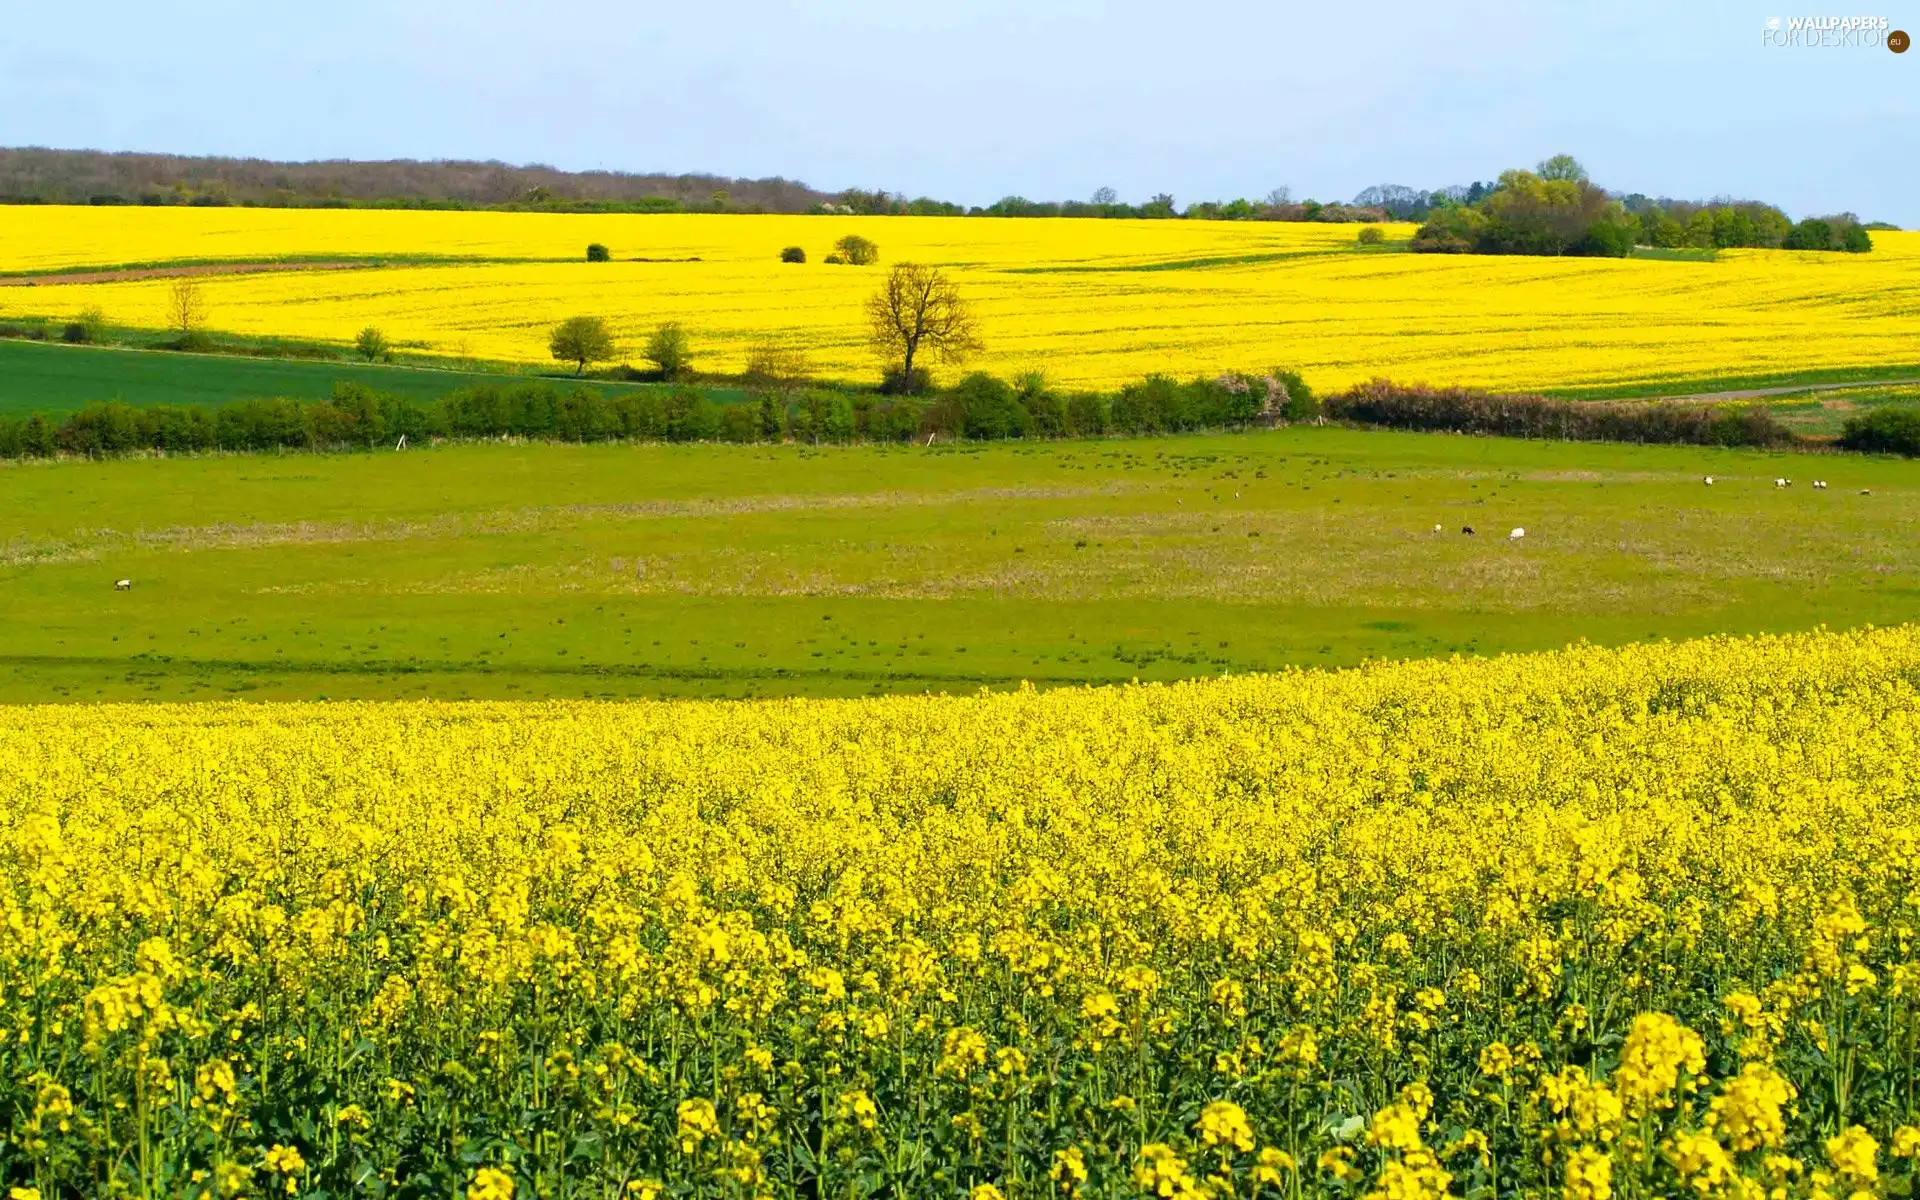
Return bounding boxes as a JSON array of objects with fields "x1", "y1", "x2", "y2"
[
  {"x1": 0, "y1": 148, "x2": 832, "y2": 213},
  {"x1": 0, "y1": 149, "x2": 1898, "y2": 238}
]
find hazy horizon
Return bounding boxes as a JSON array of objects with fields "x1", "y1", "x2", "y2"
[{"x1": 3, "y1": 0, "x2": 1915, "y2": 224}]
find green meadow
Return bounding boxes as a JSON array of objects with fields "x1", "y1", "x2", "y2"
[
  {"x1": 0, "y1": 337, "x2": 713, "y2": 417},
  {"x1": 2, "y1": 426, "x2": 1915, "y2": 702}
]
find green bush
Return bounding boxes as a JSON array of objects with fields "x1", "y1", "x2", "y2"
[
  {"x1": 586, "y1": 243, "x2": 611, "y2": 262},
  {"x1": 719, "y1": 403, "x2": 763, "y2": 443},
  {"x1": 355, "y1": 326, "x2": 391, "y2": 363},
  {"x1": 834, "y1": 234, "x2": 879, "y2": 266},
  {"x1": 1065, "y1": 392, "x2": 1109, "y2": 436},
  {"x1": 1271, "y1": 368, "x2": 1318, "y2": 421},
  {"x1": 661, "y1": 387, "x2": 719, "y2": 441},
  {"x1": 1570, "y1": 220, "x2": 1634, "y2": 257},
  {"x1": 879, "y1": 365, "x2": 933, "y2": 396},
  {"x1": 1840, "y1": 406, "x2": 1920, "y2": 456},
  {"x1": 789, "y1": 390, "x2": 856, "y2": 443},
  {"x1": 1015, "y1": 372, "x2": 1066, "y2": 437},
  {"x1": 1410, "y1": 205, "x2": 1480, "y2": 253},
  {"x1": 856, "y1": 397, "x2": 925, "y2": 442},
  {"x1": 645, "y1": 322, "x2": 693, "y2": 381},
  {"x1": 1357, "y1": 225, "x2": 1385, "y2": 245},
  {"x1": 950, "y1": 372, "x2": 1030, "y2": 440},
  {"x1": 780, "y1": 246, "x2": 806, "y2": 263}
]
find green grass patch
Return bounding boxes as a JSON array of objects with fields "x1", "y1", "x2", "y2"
[
  {"x1": 3, "y1": 427, "x2": 1916, "y2": 703},
  {"x1": 1540, "y1": 364, "x2": 1920, "y2": 402},
  {"x1": 0, "y1": 339, "x2": 741, "y2": 417},
  {"x1": 1628, "y1": 246, "x2": 1720, "y2": 263}
]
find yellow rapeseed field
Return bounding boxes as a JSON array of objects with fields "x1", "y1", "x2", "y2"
[
  {"x1": 2, "y1": 626, "x2": 1918, "y2": 1197},
  {"x1": 1, "y1": 206, "x2": 1917, "y2": 391}
]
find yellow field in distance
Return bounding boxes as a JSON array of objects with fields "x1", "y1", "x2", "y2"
[{"x1": 1, "y1": 206, "x2": 1916, "y2": 391}]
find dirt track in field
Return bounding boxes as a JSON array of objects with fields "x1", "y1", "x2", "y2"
[{"x1": 0, "y1": 261, "x2": 369, "y2": 287}]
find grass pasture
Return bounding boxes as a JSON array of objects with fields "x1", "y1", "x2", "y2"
[
  {"x1": 1758, "y1": 380, "x2": 1920, "y2": 437},
  {"x1": 2, "y1": 426, "x2": 1915, "y2": 703},
  {"x1": 0, "y1": 337, "x2": 671, "y2": 417}
]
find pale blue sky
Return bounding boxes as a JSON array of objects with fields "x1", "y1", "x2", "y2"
[{"x1": 2, "y1": 0, "x2": 1914, "y2": 223}]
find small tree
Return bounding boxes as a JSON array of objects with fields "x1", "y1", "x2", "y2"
[
  {"x1": 550, "y1": 316, "x2": 616, "y2": 376},
  {"x1": 835, "y1": 235, "x2": 879, "y2": 265},
  {"x1": 645, "y1": 322, "x2": 692, "y2": 380},
  {"x1": 586, "y1": 243, "x2": 611, "y2": 262},
  {"x1": 78, "y1": 306, "x2": 108, "y2": 343},
  {"x1": 780, "y1": 246, "x2": 807, "y2": 263},
  {"x1": 1357, "y1": 225, "x2": 1385, "y2": 245},
  {"x1": 355, "y1": 326, "x2": 391, "y2": 363},
  {"x1": 866, "y1": 263, "x2": 982, "y2": 393},
  {"x1": 166, "y1": 278, "x2": 208, "y2": 339}
]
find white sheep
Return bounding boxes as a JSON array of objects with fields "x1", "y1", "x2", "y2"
[
  {"x1": 1813, "y1": 480, "x2": 1827, "y2": 489},
  {"x1": 1775, "y1": 478, "x2": 1788, "y2": 488},
  {"x1": 1509, "y1": 527, "x2": 1526, "y2": 540},
  {"x1": 114, "y1": 579, "x2": 131, "y2": 591},
  {"x1": 1432, "y1": 523, "x2": 1443, "y2": 533},
  {"x1": 1704, "y1": 476, "x2": 1714, "y2": 485}
]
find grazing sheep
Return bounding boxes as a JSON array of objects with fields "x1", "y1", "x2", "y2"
[
  {"x1": 1509, "y1": 527, "x2": 1526, "y2": 540},
  {"x1": 1813, "y1": 480, "x2": 1827, "y2": 489},
  {"x1": 1433, "y1": 523, "x2": 1443, "y2": 533},
  {"x1": 114, "y1": 579, "x2": 131, "y2": 591},
  {"x1": 1461, "y1": 526, "x2": 1475, "y2": 536},
  {"x1": 1860, "y1": 489, "x2": 1872, "y2": 496},
  {"x1": 1704, "y1": 476, "x2": 1714, "y2": 485},
  {"x1": 1775, "y1": 478, "x2": 1788, "y2": 488}
]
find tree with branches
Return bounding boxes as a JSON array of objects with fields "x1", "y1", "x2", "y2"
[
  {"x1": 166, "y1": 278, "x2": 208, "y2": 340},
  {"x1": 549, "y1": 315, "x2": 616, "y2": 376},
  {"x1": 865, "y1": 264, "x2": 981, "y2": 394}
]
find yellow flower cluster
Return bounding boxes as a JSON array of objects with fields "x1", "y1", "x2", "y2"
[
  {"x1": 1, "y1": 206, "x2": 1917, "y2": 390},
  {"x1": 0, "y1": 625, "x2": 1916, "y2": 1196}
]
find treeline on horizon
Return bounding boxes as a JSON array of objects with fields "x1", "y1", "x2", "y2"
[
  {"x1": 7, "y1": 373, "x2": 1914, "y2": 462},
  {"x1": 1408, "y1": 156, "x2": 1878, "y2": 257},
  {"x1": 2, "y1": 149, "x2": 1898, "y2": 237}
]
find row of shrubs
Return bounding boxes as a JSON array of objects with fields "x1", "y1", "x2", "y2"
[
  {"x1": 7, "y1": 375, "x2": 1915, "y2": 461},
  {"x1": 0, "y1": 370, "x2": 1318, "y2": 459},
  {"x1": 1838, "y1": 406, "x2": 1920, "y2": 456},
  {"x1": 1323, "y1": 380, "x2": 1802, "y2": 447}
]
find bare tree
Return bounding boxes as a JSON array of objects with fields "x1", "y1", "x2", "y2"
[
  {"x1": 1266, "y1": 185, "x2": 1293, "y2": 207},
  {"x1": 166, "y1": 278, "x2": 208, "y2": 338},
  {"x1": 865, "y1": 264, "x2": 982, "y2": 392},
  {"x1": 1091, "y1": 186, "x2": 1118, "y2": 206}
]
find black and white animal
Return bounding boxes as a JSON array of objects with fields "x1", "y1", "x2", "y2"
[{"x1": 114, "y1": 579, "x2": 131, "y2": 591}]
